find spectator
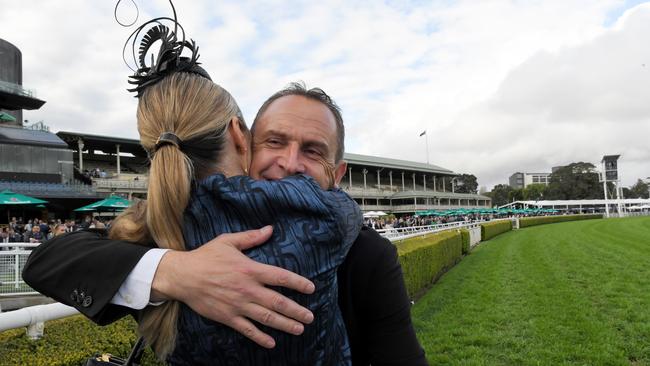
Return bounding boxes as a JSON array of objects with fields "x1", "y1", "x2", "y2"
[
  {"x1": 9, "y1": 228, "x2": 23, "y2": 243},
  {"x1": 29, "y1": 226, "x2": 43, "y2": 243},
  {"x1": 39, "y1": 220, "x2": 50, "y2": 237},
  {"x1": 50, "y1": 224, "x2": 67, "y2": 239},
  {"x1": 1, "y1": 227, "x2": 8, "y2": 243}
]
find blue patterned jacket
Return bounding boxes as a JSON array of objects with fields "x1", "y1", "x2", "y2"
[{"x1": 168, "y1": 173, "x2": 362, "y2": 366}]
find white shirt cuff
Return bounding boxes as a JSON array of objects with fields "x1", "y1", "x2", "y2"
[{"x1": 110, "y1": 248, "x2": 169, "y2": 309}]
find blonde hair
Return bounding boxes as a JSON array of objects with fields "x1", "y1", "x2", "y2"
[{"x1": 109, "y1": 72, "x2": 244, "y2": 359}]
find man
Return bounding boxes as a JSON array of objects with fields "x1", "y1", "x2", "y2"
[{"x1": 23, "y1": 83, "x2": 427, "y2": 366}]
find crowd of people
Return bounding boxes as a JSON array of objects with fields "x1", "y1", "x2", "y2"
[
  {"x1": 82, "y1": 167, "x2": 110, "y2": 179},
  {"x1": 364, "y1": 210, "x2": 567, "y2": 231},
  {"x1": 0, "y1": 216, "x2": 110, "y2": 243},
  {"x1": 365, "y1": 213, "x2": 483, "y2": 230}
]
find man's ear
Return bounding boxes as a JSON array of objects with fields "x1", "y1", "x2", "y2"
[{"x1": 333, "y1": 161, "x2": 348, "y2": 187}]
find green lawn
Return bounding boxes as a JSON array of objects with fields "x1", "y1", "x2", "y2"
[{"x1": 412, "y1": 216, "x2": 650, "y2": 366}]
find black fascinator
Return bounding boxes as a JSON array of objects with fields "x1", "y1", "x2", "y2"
[{"x1": 116, "y1": 0, "x2": 212, "y2": 97}]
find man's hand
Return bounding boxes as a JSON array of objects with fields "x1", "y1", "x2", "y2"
[{"x1": 151, "y1": 226, "x2": 315, "y2": 349}]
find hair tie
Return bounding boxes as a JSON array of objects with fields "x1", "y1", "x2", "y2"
[{"x1": 155, "y1": 132, "x2": 182, "y2": 151}]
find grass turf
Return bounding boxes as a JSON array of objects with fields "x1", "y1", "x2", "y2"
[{"x1": 412, "y1": 216, "x2": 650, "y2": 366}]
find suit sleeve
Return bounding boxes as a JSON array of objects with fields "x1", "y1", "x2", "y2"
[
  {"x1": 365, "y1": 236, "x2": 428, "y2": 366},
  {"x1": 22, "y1": 229, "x2": 151, "y2": 325}
]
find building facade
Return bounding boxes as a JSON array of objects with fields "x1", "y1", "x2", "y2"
[{"x1": 509, "y1": 172, "x2": 551, "y2": 189}]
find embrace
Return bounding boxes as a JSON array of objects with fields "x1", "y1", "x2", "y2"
[{"x1": 23, "y1": 4, "x2": 427, "y2": 366}]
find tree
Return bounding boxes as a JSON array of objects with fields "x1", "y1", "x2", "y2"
[
  {"x1": 545, "y1": 162, "x2": 602, "y2": 200},
  {"x1": 624, "y1": 179, "x2": 649, "y2": 199},
  {"x1": 454, "y1": 174, "x2": 479, "y2": 194},
  {"x1": 522, "y1": 183, "x2": 547, "y2": 201},
  {"x1": 485, "y1": 184, "x2": 513, "y2": 207},
  {"x1": 508, "y1": 188, "x2": 524, "y2": 202}
]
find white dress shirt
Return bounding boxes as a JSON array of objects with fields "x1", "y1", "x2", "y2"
[{"x1": 110, "y1": 248, "x2": 168, "y2": 309}]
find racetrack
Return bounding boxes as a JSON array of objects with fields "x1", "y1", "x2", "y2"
[{"x1": 413, "y1": 216, "x2": 650, "y2": 365}]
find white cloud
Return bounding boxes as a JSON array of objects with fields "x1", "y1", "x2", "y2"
[{"x1": 1, "y1": 0, "x2": 648, "y2": 189}]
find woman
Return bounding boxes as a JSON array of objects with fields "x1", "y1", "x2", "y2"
[{"x1": 109, "y1": 16, "x2": 361, "y2": 366}]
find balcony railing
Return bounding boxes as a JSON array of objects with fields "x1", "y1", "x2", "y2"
[
  {"x1": 92, "y1": 178, "x2": 148, "y2": 190},
  {"x1": 0, "y1": 80, "x2": 36, "y2": 98}
]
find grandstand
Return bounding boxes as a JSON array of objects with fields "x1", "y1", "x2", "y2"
[
  {"x1": 58, "y1": 131, "x2": 491, "y2": 213},
  {"x1": 341, "y1": 153, "x2": 491, "y2": 213},
  {"x1": 0, "y1": 127, "x2": 490, "y2": 219}
]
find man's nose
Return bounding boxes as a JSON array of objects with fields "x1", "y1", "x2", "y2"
[{"x1": 278, "y1": 144, "x2": 305, "y2": 174}]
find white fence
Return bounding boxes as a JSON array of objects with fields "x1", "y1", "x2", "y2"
[
  {"x1": 0, "y1": 243, "x2": 40, "y2": 297},
  {"x1": 0, "y1": 302, "x2": 79, "y2": 337},
  {"x1": 376, "y1": 220, "x2": 484, "y2": 242}
]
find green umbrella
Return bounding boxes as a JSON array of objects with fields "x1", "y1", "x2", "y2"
[
  {"x1": 0, "y1": 112, "x2": 16, "y2": 122},
  {"x1": 0, "y1": 190, "x2": 47, "y2": 205},
  {"x1": 0, "y1": 190, "x2": 48, "y2": 223},
  {"x1": 74, "y1": 195, "x2": 131, "y2": 212}
]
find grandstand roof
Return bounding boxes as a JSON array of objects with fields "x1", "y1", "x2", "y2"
[
  {"x1": 56, "y1": 131, "x2": 147, "y2": 157},
  {"x1": 343, "y1": 152, "x2": 455, "y2": 175},
  {"x1": 53, "y1": 132, "x2": 458, "y2": 174},
  {"x1": 0, "y1": 125, "x2": 68, "y2": 148}
]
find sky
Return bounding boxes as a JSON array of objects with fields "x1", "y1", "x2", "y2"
[{"x1": 2, "y1": 0, "x2": 649, "y2": 190}]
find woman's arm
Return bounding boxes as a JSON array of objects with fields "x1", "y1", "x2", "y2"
[{"x1": 209, "y1": 174, "x2": 362, "y2": 256}]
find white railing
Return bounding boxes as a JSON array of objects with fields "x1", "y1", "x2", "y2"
[
  {"x1": 0, "y1": 243, "x2": 40, "y2": 297},
  {"x1": 377, "y1": 220, "x2": 483, "y2": 242},
  {"x1": 0, "y1": 302, "x2": 79, "y2": 338},
  {"x1": 93, "y1": 178, "x2": 148, "y2": 190}
]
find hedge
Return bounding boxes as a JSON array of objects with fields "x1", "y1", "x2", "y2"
[
  {"x1": 480, "y1": 220, "x2": 512, "y2": 241},
  {"x1": 396, "y1": 230, "x2": 463, "y2": 299},
  {"x1": 0, "y1": 315, "x2": 163, "y2": 366},
  {"x1": 519, "y1": 214, "x2": 603, "y2": 228},
  {"x1": 460, "y1": 229, "x2": 470, "y2": 255}
]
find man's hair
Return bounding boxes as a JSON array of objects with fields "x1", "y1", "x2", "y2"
[{"x1": 252, "y1": 82, "x2": 345, "y2": 162}]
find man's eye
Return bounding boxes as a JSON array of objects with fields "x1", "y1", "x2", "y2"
[
  {"x1": 305, "y1": 149, "x2": 322, "y2": 157},
  {"x1": 267, "y1": 139, "x2": 282, "y2": 146}
]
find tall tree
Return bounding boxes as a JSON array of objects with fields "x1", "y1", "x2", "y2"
[
  {"x1": 522, "y1": 183, "x2": 547, "y2": 201},
  {"x1": 508, "y1": 188, "x2": 524, "y2": 202},
  {"x1": 629, "y1": 179, "x2": 650, "y2": 199},
  {"x1": 454, "y1": 174, "x2": 479, "y2": 194},
  {"x1": 545, "y1": 162, "x2": 602, "y2": 200},
  {"x1": 486, "y1": 184, "x2": 513, "y2": 207}
]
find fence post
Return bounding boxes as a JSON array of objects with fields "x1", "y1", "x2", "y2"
[
  {"x1": 27, "y1": 322, "x2": 44, "y2": 339},
  {"x1": 511, "y1": 218, "x2": 520, "y2": 230},
  {"x1": 14, "y1": 251, "x2": 20, "y2": 289}
]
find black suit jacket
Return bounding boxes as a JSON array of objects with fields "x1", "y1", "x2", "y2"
[{"x1": 23, "y1": 226, "x2": 427, "y2": 366}]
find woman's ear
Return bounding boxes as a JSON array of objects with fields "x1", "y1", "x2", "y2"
[
  {"x1": 229, "y1": 116, "x2": 252, "y2": 174},
  {"x1": 229, "y1": 116, "x2": 250, "y2": 153}
]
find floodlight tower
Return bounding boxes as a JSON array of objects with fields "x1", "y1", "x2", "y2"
[{"x1": 600, "y1": 155, "x2": 623, "y2": 218}]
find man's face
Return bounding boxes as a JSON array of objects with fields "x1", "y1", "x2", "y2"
[{"x1": 249, "y1": 95, "x2": 346, "y2": 189}]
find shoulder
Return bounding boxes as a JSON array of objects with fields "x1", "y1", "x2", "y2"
[
  {"x1": 344, "y1": 226, "x2": 397, "y2": 273},
  {"x1": 351, "y1": 226, "x2": 396, "y2": 258},
  {"x1": 196, "y1": 174, "x2": 326, "y2": 201}
]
